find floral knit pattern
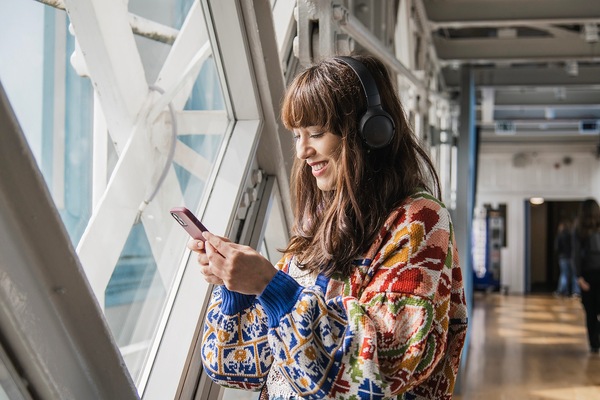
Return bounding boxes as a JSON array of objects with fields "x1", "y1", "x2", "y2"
[{"x1": 201, "y1": 192, "x2": 468, "y2": 399}]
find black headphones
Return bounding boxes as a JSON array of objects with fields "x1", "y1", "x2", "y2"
[{"x1": 335, "y1": 56, "x2": 395, "y2": 149}]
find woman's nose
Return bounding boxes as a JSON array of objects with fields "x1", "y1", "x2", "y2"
[{"x1": 295, "y1": 137, "x2": 314, "y2": 159}]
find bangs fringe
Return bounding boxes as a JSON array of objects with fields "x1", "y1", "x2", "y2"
[{"x1": 282, "y1": 71, "x2": 330, "y2": 130}]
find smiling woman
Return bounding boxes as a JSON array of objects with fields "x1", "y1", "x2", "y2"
[
  {"x1": 4, "y1": 0, "x2": 600, "y2": 399},
  {"x1": 189, "y1": 55, "x2": 468, "y2": 400}
]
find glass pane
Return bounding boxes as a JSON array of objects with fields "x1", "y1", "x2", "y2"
[
  {"x1": 105, "y1": 224, "x2": 165, "y2": 384},
  {"x1": 1, "y1": 0, "x2": 230, "y2": 391}
]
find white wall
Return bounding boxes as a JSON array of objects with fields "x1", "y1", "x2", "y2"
[{"x1": 476, "y1": 143, "x2": 599, "y2": 294}]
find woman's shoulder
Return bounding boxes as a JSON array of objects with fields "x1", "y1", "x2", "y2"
[
  {"x1": 383, "y1": 191, "x2": 451, "y2": 232},
  {"x1": 396, "y1": 191, "x2": 449, "y2": 217},
  {"x1": 407, "y1": 190, "x2": 445, "y2": 206}
]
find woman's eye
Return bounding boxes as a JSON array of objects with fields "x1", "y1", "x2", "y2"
[{"x1": 310, "y1": 132, "x2": 324, "y2": 138}]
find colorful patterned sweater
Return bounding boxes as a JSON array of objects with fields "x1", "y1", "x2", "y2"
[{"x1": 201, "y1": 192, "x2": 468, "y2": 399}]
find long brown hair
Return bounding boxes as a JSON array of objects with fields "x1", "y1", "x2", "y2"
[{"x1": 281, "y1": 55, "x2": 441, "y2": 277}]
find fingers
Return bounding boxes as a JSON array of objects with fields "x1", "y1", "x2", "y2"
[
  {"x1": 203, "y1": 231, "x2": 233, "y2": 256},
  {"x1": 196, "y1": 248, "x2": 209, "y2": 266},
  {"x1": 199, "y1": 263, "x2": 224, "y2": 285},
  {"x1": 202, "y1": 231, "x2": 232, "y2": 243},
  {"x1": 187, "y1": 239, "x2": 205, "y2": 253},
  {"x1": 204, "y1": 240, "x2": 226, "y2": 270},
  {"x1": 198, "y1": 242, "x2": 224, "y2": 285},
  {"x1": 187, "y1": 234, "x2": 231, "y2": 286}
]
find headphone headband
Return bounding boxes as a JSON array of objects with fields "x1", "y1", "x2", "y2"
[
  {"x1": 335, "y1": 56, "x2": 382, "y2": 108},
  {"x1": 333, "y1": 56, "x2": 395, "y2": 149}
]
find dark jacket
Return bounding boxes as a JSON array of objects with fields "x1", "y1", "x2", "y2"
[
  {"x1": 555, "y1": 229, "x2": 572, "y2": 258},
  {"x1": 573, "y1": 230, "x2": 600, "y2": 278}
]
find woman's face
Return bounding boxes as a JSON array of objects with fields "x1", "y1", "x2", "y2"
[{"x1": 293, "y1": 126, "x2": 342, "y2": 191}]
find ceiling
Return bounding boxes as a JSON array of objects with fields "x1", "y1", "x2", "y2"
[{"x1": 421, "y1": 0, "x2": 600, "y2": 147}]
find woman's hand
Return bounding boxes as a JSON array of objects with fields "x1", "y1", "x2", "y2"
[
  {"x1": 191, "y1": 232, "x2": 277, "y2": 295},
  {"x1": 578, "y1": 277, "x2": 590, "y2": 292},
  {"x1": 187, "y1": 237, "x2": 224, "y2": 286}
]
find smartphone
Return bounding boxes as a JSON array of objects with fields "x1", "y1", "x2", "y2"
[{"x1": 170, "y1": 206, "x2": 209, "y2": 241}]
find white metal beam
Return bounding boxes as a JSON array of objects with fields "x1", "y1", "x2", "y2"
[
  {"x1": 335, "y1": 4, "x2": 424, "y2": 89},
  {"x1": 35, "y1": 0, "x2": 179, "y2": 44},
  {"x1": 63, "y1": 0, "x2": 149, "y2": 153}
]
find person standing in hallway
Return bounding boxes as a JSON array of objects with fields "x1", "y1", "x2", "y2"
[
  {"x1": 572, "y1": 198, "x2": 600, "y2": 353},
  {"x1": 188, "y1": 55, "x2": 468, "y2": 399},
  {"x1": 554, "y1": 219, "x2": 580, "y2": 297}
]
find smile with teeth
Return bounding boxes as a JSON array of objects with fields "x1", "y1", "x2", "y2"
[{"x1": 311, "y1": 162, "x2": 327, "y2": 172}]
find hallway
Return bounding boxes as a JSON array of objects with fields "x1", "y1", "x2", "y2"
[{"x1": 457, "y1": 293, "x2": 600, "y2": 399}]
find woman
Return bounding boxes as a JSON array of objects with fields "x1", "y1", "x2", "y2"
[
  {"x1": 572, "y1": 198, "x2": 600, "y2": 353},
  {"x1": 189, "y1": 55, "x2": 468, "y2": 399}
]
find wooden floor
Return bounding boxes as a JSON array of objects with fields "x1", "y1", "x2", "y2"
[{"x1": 455, "y1": 292, "x2": 600, "y2": 400}]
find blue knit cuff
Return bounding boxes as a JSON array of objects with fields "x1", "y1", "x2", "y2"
[
  {"x1": 257, "y1": 270, "x2": 303, "y2": 328},
  {"x1": 315, "y1": 273, "x2": 329, "y2": 294},
  {"x1": 219, "y1": 286, "x2": 256, "y2": 315}
]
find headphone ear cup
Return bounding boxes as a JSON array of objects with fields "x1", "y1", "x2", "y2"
[{"x1": 360, "y1": 107, "x2": 395, "y2": 149}]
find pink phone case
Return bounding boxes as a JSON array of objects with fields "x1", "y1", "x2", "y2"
[{"x1": 170, "y1": 207, "x2": 209, "y2": 240}]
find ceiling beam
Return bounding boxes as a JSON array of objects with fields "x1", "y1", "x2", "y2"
[
  {"x1": 434, "y1": 37, "x2": 600, "y2": 63},
  {"x1": 493, "y1": 91, "x2": 600, "y2": 106},
  {"x1": 423, "y1": 0, "x2": 600, "y2": 28},
  {"x1": 444, "y1": 65, "x2": 600, "y2": 87}
]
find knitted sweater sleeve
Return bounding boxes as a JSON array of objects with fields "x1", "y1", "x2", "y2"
[{"x1": 200, "y1": 194, "x2": 467, "y2": 398}]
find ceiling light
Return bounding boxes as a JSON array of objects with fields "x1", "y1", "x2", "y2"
[{"x1": 530, "y1": 197, "x2": 544, "y2": 205}]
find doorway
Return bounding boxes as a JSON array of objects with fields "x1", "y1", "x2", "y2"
[{"x1": 527, "y1": 199, "x2": 581, "y2": 293}]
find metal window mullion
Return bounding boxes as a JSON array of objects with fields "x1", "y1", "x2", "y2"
[
  {"x1": 143, "y1": 120, "x2": 262, "y2": 400},
  {"x1": 144, "y1": 0, "x2": 291, "y2": 397}
]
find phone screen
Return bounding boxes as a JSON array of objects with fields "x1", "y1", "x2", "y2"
[{"x1": 170, "y1": 207, "x2": 209, "y2": 240}]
